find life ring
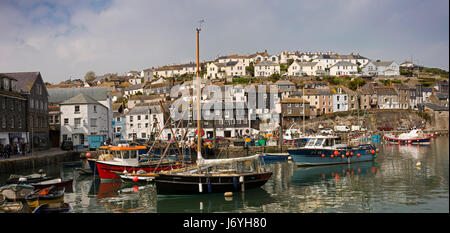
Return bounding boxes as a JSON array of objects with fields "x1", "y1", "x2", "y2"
[{"x1": 196, "y1": 129, "x2": 205, "y2": 136}]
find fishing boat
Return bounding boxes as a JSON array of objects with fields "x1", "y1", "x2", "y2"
[
  {"x1": 283, "y1": 126, "x2": 309, "y2": 147},
  {"x1": 287, "y1": 135, "x2": 377, "y2": 166},
  {"x1": 384, "y1": 129, "x2": 431, "y2": 145},
  {"x1": 25, "y1": 186, "x2": 65, "y2": 209},
  {"x1": 0, "y1": 184, "x2": 35, "y2": 201},
  {"x1": 32, "y1": 202, "x2": 72, "y2": 213},
  {"x1": 30, "y1": 178, "x2": 73, "y2": 190},
  {"x1": 95, "y1": 145, "x2": 183, "y2": 182},
  {"x1": 154, "y1": 24, "x2": 272, "y2": 195}
]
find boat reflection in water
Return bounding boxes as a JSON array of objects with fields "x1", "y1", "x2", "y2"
[
  {"x1": 156, "y1": 187, "x2": 275, "y2": 213},
  {"x1": 291, "y1": 161, "x2": 378, "y2": 185}
]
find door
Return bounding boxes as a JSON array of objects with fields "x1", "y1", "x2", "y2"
[{"x1": 73, "y1": 134, "x2": 80, "y2": 146}]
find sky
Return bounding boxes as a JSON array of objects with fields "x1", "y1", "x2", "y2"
[{"x1": 0, "y1": 0, "x2": 448, "y2": 83}]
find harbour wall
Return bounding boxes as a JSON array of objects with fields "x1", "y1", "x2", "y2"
[{"x1": 0, "y1": 150, "x2": 80, "y2": 175}]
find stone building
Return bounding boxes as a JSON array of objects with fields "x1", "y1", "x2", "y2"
[
  {"x1": 0, "y1": 74, "x2": 28, "y2": 146},
  {"x1": 2, "y1": 72, "x2": 49, "y2": 149}
]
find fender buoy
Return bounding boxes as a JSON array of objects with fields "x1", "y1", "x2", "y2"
[
  {"x1": 357, "y1": 153, "x2": 361, "y2": 157},
  {"x1": 371, "y1": 150, "x2": 375, "y2": 155},
  {"x1": 321, "y1": 154, "x2": 325, "y2": 158},
  {"x1": 334, "y1": 151, "x2": 339, "y2": 156}
]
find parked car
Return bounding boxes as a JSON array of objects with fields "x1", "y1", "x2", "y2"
[
  {"x1": 334, "y1": 125, "x2": 350, "y2": 133},
  {"x1": 397, "y1": 126, "x2": 409, "y2": 131},
  {"x1": 60, "y1": 140, "x2": 73, "y2": 151},
  {"x1": 377, "y1": 126, "x2": 393, "y2": 131},
  {"x1": 320, "y1": 128, "x2": 333, "y2": 134}
]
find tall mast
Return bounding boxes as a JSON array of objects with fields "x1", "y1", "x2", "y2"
[{"x1": 196, "y1": 25, "x2": 202, "y2": 158}]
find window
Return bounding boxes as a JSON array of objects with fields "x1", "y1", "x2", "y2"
[
  {"x1": 75, "y1": 105, "x2": 80, "y2": 113},
  {"x1": 10, "y1": 118, "x2": 14, "y2": 129},
  {"x1": 62, "y1": 134, "x2": 68, "y2": 141},
  {"x1": 93, "y1": 105, "x2": 97, "y2": 113},
  {"x1": 64, "y1": 118, "x2": 69, "y2": 125},
  {"x1": 74, "y1": 118, "x2": 81, "y2": 128},
  {"x1": 1, "y1": 97, "x2": 5, "y2": 109},
  {"x1": 130, "y1": 116, "x2": 133, "y2": 122},
  {"x1": 117, "y1": 117, "x2": 121, "y2": 122},
  {"x1": 141, "y1": 133, "x2": 146, "y2": 138},
  {"x1": 1, "y1": 115, "x2": 5, "y2": 128},
  {"x1": 90, "y1": 118, "x2": 97, "y2": 127},
  {"x1": 138, "y1": 123, "x2": 141, "y2": 128}
]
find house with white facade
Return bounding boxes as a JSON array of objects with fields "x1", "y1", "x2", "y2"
[
  {"x1": 331, "y1": 86, "x2": 348, "y2": 112},
  {"x1": 313, "y1": 53, "x2": 370, "y2": 69},
  {"x1": 361, "y1": 61, "x2": 378, "y2": 76},
  {"x1": 125, "y1": 104, "x2": 166, "y2": 140},
  {"x1": 217, "y1": 54, "x2": 251, "y2": 67},
  {"x1": 254, "y1": 61, "x2": 280, "y2": 77},
  {"x1": 153, "y1": 63, "x2": 199, "y2": 78},
  {"x1": 329, "y1": 61, "x2": 358, "y2": 76},
  {"x1": 124, "y1": 83, "x2": 144, "y2": 97},
  {"x1": 372, "y1": 61, "x2": 400, "y2": 76},
  {"x1": 206, "y1": 61, "x2": 247, "y2": 79},
  {"x1": 60, "y1": 93, "x2": 109, "y2": 147},
  {"x1": 287, "y1": 61, "x2": 327, "y2": 76}
]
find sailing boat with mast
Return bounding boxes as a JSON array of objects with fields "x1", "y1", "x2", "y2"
[{"x1": 154, "y1": 22, "x2": 273, "y2": 195}]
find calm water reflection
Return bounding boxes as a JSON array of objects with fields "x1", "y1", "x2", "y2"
[{"x1": 2, "y1": 136, "x2": 448, "y2": 213}]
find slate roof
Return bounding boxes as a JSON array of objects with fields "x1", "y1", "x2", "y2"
[
  {"x1": 47, "y1": 87, "x2": 109, "y2": 104},
  {"x1": 60, "y1": 93, "x2": 102, "y2": 105},
  {"x1": 1, "y1": 72, "x2": 45, "y2": 94}
]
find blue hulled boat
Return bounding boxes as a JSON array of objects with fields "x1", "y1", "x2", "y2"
[{"x1": 287, "y1": 135, "x2": 377, "y2": 166}]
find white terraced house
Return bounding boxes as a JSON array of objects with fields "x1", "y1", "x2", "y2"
[
  {"x1": 254, "y1": 61, "x2": 280, "y2": 77},
  {"x1": 313, "y1": 53, "x2": 370, "y2": 69},
  {"x1": 329, "y1": 61, "x2": 358, "y2": 76},
  {"x1": 59, "y1": 93, "x2": 109, "y2": 147},
  {"x1": 288, "y1": 61, "x2": 327, "y2": 76}
]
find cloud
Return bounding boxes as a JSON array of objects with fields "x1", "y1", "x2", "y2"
[{"x1": 0, "y1": 0, "x2": 448, "y2": 83}]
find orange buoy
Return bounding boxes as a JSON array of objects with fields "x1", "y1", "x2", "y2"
[
  {"x1": 133, "y1": 176, "x2": 139, "y2": 182},
  {"x1": 376, "y1": 148, "x2": 379, "y2": 153},
  {"x1": 334, "y1": 150, "x2": 339, "y2": 156},
  {"x1": 346, "y1": 152, "x2": 349, "y2": 156},
  {"x1": 371, "y1": 150, "x2": 375, "y2": 155},
  {"x1": 341, "y1": 155, "x2": 345, "y2": 159},
  {"x1": 350, "y1": 152, "x2": 354, "y2": 156},
  {"x1": 357, "y1": 153, "x2": 361, "y2": 157},
  {"x1": 321, "y1": 154, "x2": 325, "y2": 158},
  {"x1": 331, "y1": 154, "x2": 334, "y2": 158}
]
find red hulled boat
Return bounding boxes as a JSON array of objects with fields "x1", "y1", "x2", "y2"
[{"x1": 95, "y1": 145, "x2": 184, "y2": 182}]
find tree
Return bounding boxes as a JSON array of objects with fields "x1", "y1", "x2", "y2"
[
  {"x1": 246, "y1": 62, "x2": 255, "y2": 77},
  {"x1": 269, "y1": 73, "x2": 281, "y2": 83},
  {"x1": 84, "y1": 71, "x2": 96, "y2": 82}
]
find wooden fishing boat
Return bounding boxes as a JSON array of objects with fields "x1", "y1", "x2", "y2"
[
  {"x1": 154, "y1": 26, "x2": 272, "y2": 195},
  {"x1": 25, "y1": 186, "x2": 65, "y2": 209},
  {"x1": 287, "y1": 135, "x2": 377, "y2": 166},
  {"x1": 0, "y1": 193, "x2": 5, "y2": 205},
  {"x1": 0, "y1": 201, "x2": 24, "y2": 213},
  {"x1": 95, "y1": 145, "x2": 183, "y2": 182},
  {"x1": 30, "y1": 178, "x2": 73, "y2": 190},
  {"x1": 32, "y1": 202, "x2": 72, "y2": 213},
  {"x1": 0, "y1": 184, "x2": 35, "y2": 201}
]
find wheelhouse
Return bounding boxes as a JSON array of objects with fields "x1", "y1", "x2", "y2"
[{"x1": 304, "y1": 136, "x2": 341, "y2": 148}]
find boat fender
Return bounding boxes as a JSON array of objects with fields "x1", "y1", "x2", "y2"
[
  {"x1": 357, "y1": 153, "x2": 360, "y2": 157},
  {"x1": 346, "y1": 152, "x2": 349, "y2": 157},
  {"x1": 334, "y1": 151, "x2": 339, "y2": 156},
  {"x1": 133, "y1": 176, "x2": 138, "y2": 182},
  {"x1": 321, "y1": 154, "x2": 325, "y2": 158},
  {"x1": 207, "y1": 179, "x2": 212, "y2": 193},
  {"x1": 198, "y1": 182, "x2": 203, "y2": 193},
  {"x1": 370, "y1": 150, "x2": 375, "y2": 155},
  {"x1": 239, "y1": 176, "x2": 244, "y2": 183},
  {"x1": 224, "y1": 192, "x2": 233, "y2": 197},
  {"x1": 341, "y1": 155, "x2": 345, "y2": 159},
  {"x1": 233, "y1": 177, "x2": 238, "y2": 189},
  {"x1": 350, "y1": 152, "x2": 354, "y2": 156},
  {"x1": 331, "y1": 154, "x2": 334, "y2": 158}
]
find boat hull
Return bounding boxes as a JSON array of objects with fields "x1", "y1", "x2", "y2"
[
  {"x1": 288, "y1": 147, "x2": 375, "y2": 166},
  {"x1": 383, "y1": 136, "x2": 431, "y2": 145},
  {"x1": 0, "y1": 184, "x2": 35, "y2": 201},
  {"x1": 154, "y1": 172, "x2": 273, "y2": 195},
  {"x1": 96, "y1": 161, "x2": 183, "y2": 181}
]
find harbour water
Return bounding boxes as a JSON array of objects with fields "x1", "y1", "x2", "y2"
[{"x1": 1, "y1": 136, "x2": 448, "y2": 213}]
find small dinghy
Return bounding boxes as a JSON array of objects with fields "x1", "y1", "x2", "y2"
[
  {"x1": 25, "y1": 186, "x2": 65, "y2": 209},
  {"x1": 0, "y1": 184, "x2": 35, "y2": 201},
  {"x1": 115, "y1": 170, "x2": 158, "y2": 183},
  {"x1": 30, "y1": 178, "x2": 73, "y2": 190},
  {"x1": 7, "y1": 170, "x2": 52, "y2": 184},
  {"x1": 32, "y1": 202, "x2": 72, "y2": 213},
  {"x1": 0, "y1": 201, "x2": 24, "y2": 213}
]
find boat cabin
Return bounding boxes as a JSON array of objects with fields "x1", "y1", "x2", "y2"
[
  {"x1": 99, "y1": 145, "x2": 147, "y2": 165},
  {"x1": 304, "y1": 136, "x2": 342, "y2": 148}
]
